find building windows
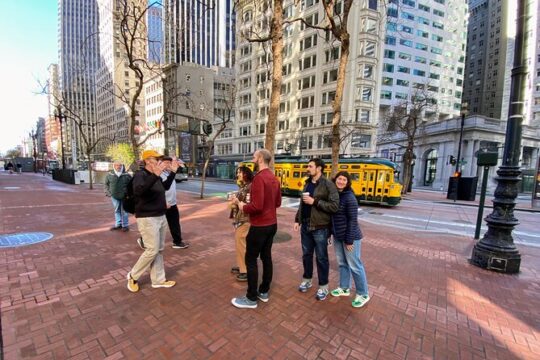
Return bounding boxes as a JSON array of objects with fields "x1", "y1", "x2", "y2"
[
  {"x1": 433, "y1": 9, "x2": 444, "y2": 17},
  {"x1": 323, "y1": 69, "x2": 338, "y2": 83},
  {"x1": 415, "y1": 43, "x2": 428, "y2": 51},
  {"x1": 387, "y1": 7, "x2": 398, "y2": 18},
  {"x1": 351, "y1": 134, "x2": 371, "y2": 148},
  {"x1": 396, "y1": 79, "x2": 409, "y2": 87},
  {"x1": 355, "y1": 109, "x2": 370, "y2": 123},
  {"x1": 359, "y1": 87, "x2": 372, "y2": 102},
  {"x1": 415, "y1": 56, "x2": 427, "y2": 64},
  {"x1": 399, "y1": 52, "x2": 411, "y2": 60},
  {"x1": 385, "y1": 36, "x2": 396, "y2": 45},
  {"x1": 300, "y1": 34, "x2": 318, "y2": 50},
  {"x1": 384, "y1": 49, "x2": 395, "y2": 59},
  {"x1": 417, "y1": 16, "x2": 429, "y2": 25},
  {"x1": 321, "y1": 91, "x2": 336, "y2": 105},
  {"x1": 299, "y1": 54, "x2": 317, "y2": 70},
  {"x1": 395, "y1": 92, "x2": 408, "y2": 100},
  {"x1": 382, "y1": 77, "x2": 393, "y2": 86},
  {"x1": 431, "y1": 47, "x2": 442, "y2": 55},
  {"x1": 238, "y1": 142, "x2": 252, "y2": 154},
  {"x1": 383, "y1": 63, "x2": 395, "y2": 73},
  {"x1": 400, "y1": 25, "x2": 413, "y2": 33},
  {"x1": 429, "y1": 73, "x2": 440, "y2": 80},
  {"x1": 418, "y1": 4, "x2": 430, "y2": 12},
  {"x1": 299, "y1": 115, "x2": 314, "y2": 127},
  {"x1": 298, "y1": 95, "x2": 315, "y2": 109},
  {"x1": 400, "y1": 39, "x2": 413, "y2": 47},
  {"x1": 298, "y1": 75, "x2": 316, "y2": 90},
  {"x1": 429, "y1": 59, "x2": 441, "y2": 67},
  {"x1": 381, "y1": 90, "x2": 392, "y2": 100},
  {"x1": 320, "y1": 112, "x2": 333, "y2": 125},
  {"x1": 325, "y1": 47, "x2": 340, "y2": 62},
  {"x1": 401, "y1": 11, "x2": 414, "y2": 20},
  {"x1": 413, "y1": 69, "x2": 425, "y2": 76},
  {"x1": 432, "y1": 34, "x2": 443, "y2": 42},
  {"x1": 239, "y1": 125, "x2": 251, "y2": 136},
  {"x1": 432, "y1": 21, "x2": 444, "y2": 30},
  {"x1": 363, "y1": 65, "x2": 373, "y2": 79},
  {"x1": 363, "y1": 42, "x2": 376, "y2": 57},
  {"x1": 398, "y1": 66, "x2": 410, "y2": 74}
]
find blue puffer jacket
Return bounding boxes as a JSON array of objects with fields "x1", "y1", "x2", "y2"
[{"x1": 331, "y1": 190, "x2": 363, "y2": 245}]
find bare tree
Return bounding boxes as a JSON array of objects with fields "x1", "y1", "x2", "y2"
[
  {"x1": 379, "y1": 87, "x2": 437, "y2": 194},
  {"x1": 198, "y1": 81, "x2": 237, "y2": 198},
  {"x1": 236, "y1": 0, "x2": 284, "y2": 159}
]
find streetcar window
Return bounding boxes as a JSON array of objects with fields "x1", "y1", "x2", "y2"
[
  {"x1": 293, "y1": 171, "x2": 300, "y2": 178},
  {"x1": 363, "y1": 173, "x2": 367, "y2": 181},
  {"x1": 339, "y1": 165, "x2": 348, "y2": 169},
  {"x1": 351, "y1": 165, "x2": 360, "y2": 169},
  {"x1": 351, "y1": 173, "x2": 360, "y2": 181},
  {"x1": 386, "y1": 174, "x2": 390, "y2": 182}
]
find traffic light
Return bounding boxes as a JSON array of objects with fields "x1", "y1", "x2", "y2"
[
  {"x1": 202, "y1": 123, "x2": 213, "y2": 135},
  {"x1": 453, "y1": 171, "x2": 461, "y2": 178},
  {"x1": 449, "y1": 155, "x2": 457, "y2": 166}
]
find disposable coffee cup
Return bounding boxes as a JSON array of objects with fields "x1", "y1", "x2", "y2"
[{"x1": 302, "y1": 192, "x2": 310, "y2": 197}]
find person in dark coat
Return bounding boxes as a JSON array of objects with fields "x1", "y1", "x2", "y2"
[
  {"x1": 105, "y1": 161, "x2": 132, "y2": 231},
  {"x1": 330, "y1": 171, "x2": 370, "y2": 308}
]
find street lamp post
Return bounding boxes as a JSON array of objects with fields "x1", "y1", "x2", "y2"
[
  {"x1": 470, "y1": 0, "x2": 527, "y2": 273},
  {"x1": 29, "y1": 129, "x2": 38, "y2": 173},
  {"x1": 54, "y1": 107, "x2": 67, "y2": 169},
  {"x1": 453, "y1": 102, "x2": 468, "y2": 202}
]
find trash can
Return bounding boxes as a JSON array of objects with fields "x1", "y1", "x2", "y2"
[{"x1": 447, "y1": 176, "x2": 478, "y2": 201}]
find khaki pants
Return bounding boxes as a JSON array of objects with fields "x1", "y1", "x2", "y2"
[
  {"x1": 131, "y1": 216, "x2": 167, "y2": 284},
  {"x1": 235, "y1": 223, "x2": 250, "y2": 274}
]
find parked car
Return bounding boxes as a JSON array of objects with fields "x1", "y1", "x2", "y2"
[{"x1": 175, "y1": 170, "x2": 188, "y2": 182}]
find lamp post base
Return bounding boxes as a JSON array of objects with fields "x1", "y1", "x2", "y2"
[{"x1": 470, "y1": 242, "x2": 521, "y2": 274}]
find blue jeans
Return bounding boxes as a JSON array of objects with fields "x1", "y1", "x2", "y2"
[
  {"x1": 301, "y1": 225, "x2": 329, "y2": 286},
  {"x1": 333, "y1": 239, "x2": 368, "y2": 296},
  {"x1": 111, "y1": 197, "x2": 129, "y2": 228}
]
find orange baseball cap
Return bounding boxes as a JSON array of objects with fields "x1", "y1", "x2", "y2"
[{"x1": 141, "y1": 149, "x2": 163, "y2": 160}]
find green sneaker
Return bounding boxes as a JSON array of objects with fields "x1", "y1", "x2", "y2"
[
  {"x1": 352, "y1": 294, "x2": 370, "y2": 308},
  {"x1": 330, "y1": 288, "x2": 350, "y2": 297}
]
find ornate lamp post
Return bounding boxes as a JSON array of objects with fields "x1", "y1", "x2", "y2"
[
  {"x1": 54, "y1": 107, "x2": 67, "y2": 169},
  {"x1": 470, "y1": 0, "x2": 527, "y2": 273},
  {"x1": 29, "y1": 129, "x2": 38, "y2": 172}
]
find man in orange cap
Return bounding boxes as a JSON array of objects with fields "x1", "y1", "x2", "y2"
[{"x1": 126, "y1": 150, "x2": 179, "y2": 292}]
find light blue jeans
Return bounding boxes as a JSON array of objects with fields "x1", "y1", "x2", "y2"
[
  {"x1": 333, "y1": 239, "x2": 368, "y2": 296},
  {"x1": 111, "y1": 197, "x2": 129, "y2": 228}
]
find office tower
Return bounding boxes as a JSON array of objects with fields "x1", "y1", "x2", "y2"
[
  {"x1": 163, "y1": 0, "x2": 236, "y2": 67},
  {"x1": 219, "y1": 0, "x2": 384, "y2": 159},
  {"x1": 148, "y1": 3, "x2": 163, "y2": 64},
  {"x1": 58, "y1": 0, "x2": 100, "y2": 167},
  {"x1": 379, "y1": 0, "x2": 468, "y2": 120},
  {"x1": 95, "y1": 0, "x2": 147, "y2": 149}
]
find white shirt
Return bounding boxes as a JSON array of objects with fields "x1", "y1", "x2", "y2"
[{"x1": 161, "y1": 171, "x2": 177, "y2": 206}]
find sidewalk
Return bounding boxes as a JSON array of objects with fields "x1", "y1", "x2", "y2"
[
  {"x1": 0, "y1": 173, "x2": 539, "y2": 359},
  {"x1": 405, "y1": 187, "x2": 539, "y2": 213}
]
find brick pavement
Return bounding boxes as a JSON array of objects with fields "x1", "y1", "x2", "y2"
[{"x1": 0, "y1": 172, "x2": 539, "y2": 359}]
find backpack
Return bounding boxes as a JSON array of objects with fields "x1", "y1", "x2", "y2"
[{"x1": 122, "y1": 176, "x2": 136, "y2": 214}]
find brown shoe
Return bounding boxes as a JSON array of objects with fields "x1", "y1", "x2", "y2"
[
  {"x1": 236, "y1": 273, "x2": 248, "y2": 282},
  {"x1": 152, "y1": 280, "x2": 176, "y2": 288}
]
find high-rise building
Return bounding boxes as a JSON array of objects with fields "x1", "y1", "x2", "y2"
[
  {"x1": 163, "y1": 0, "x2": 236, "y2": 67},
  {"x1": 379, "y1": 0, "x2": 468, "y2": 120},
  {"x1": 147, "y1": 3, "x2": 163, "y2": 64},
  {"x1": 526, "y1": 0, "x2": 540, "y2": 127},
  {"x1": 95, "y1": 0, "x2": 147, "y2": 150},
  {"x1": 46, "y1": 64, "x2": 61, "y2": 160},
  {"x1": 462, "y1": 0, "x2": 514, "y2": 120},
  {"x1": 58, "y1": 0, "x2": 100, "y2": 167},
  {"x1": 216, "y1": 0, "x2": 384, "y2": 160}
]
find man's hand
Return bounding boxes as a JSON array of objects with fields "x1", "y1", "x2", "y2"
[
  {"x1": 345, "y1": 244, "x2": 354, "y2": 252},
  {"x1": 170, "y1": 158, "x2": 179, "y2": 173},
  {"x1": 302, "y1": 195, "x2": 315, "y2": 205},
  {"x1": 293, "y1": 223, "x2": 300, "y2": 231}
]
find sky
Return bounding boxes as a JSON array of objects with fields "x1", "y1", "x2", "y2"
[{"x1": 0, "y1": 1, "x2": 58, "y2": 154}]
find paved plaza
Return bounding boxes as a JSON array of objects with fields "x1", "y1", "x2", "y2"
[{"x1": 0, "y1": 173, "x2": 539, "y2": 359}]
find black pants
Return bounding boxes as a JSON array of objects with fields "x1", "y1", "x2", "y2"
[
  {"x1": 165, "y1": 205, "x2": 182, "y2": 245},
  {"x1": 245, "y1": 224, "x2": 277, "y2": 301}
]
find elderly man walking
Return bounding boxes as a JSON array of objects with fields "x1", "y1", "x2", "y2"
[
  {"x1": 105, "y1": 161, "x2": 132, "y2": 231},
  {"x1": 126, "y1": 150, "x2": 179, "y2": 292}
]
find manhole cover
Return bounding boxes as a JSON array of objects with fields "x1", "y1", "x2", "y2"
[
  {"x1": 0, "y1": 232, "x2": 54, "y2": 248},
  {"x1": 274, "y1": 230, "x2": 292, "y2": 243}
]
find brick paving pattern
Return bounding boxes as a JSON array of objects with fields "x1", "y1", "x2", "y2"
[{"x1": 0, "y1": 173, "x2": 539, "y2": 359}]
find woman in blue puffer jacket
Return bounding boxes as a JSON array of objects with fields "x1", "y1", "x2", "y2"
[{"x1": 330, "y1": 171, "x2": 370, "y2": 308}]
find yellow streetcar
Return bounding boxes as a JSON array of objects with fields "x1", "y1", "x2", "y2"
[{"x1": 239, "y1": 157, "x2": 402, "y2": 206}]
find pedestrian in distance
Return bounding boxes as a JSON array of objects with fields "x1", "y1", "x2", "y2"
[
  {"x1": 105, "y1": 161, "x2": 132, "y2": 232},
  {"x1": 330, "y1": 171, "x2": 370, "y2": 308},
  {"x1": 16, "y1": 163, "x2": 22, "y2": 174},
  {"x1": 6, "y1": 162, "x2": 14, "y2": 174},
  {"x1": 294, "y1": 158, "x2": 340, "y2": 301},
  {"x1": 231, "y1": 149, "x2": 281, "y2": 309},
  {"x1": 229, "y1": 166, "x2": 253, "y2": 282},
  {"x1": 126, "y1": 150, "x2": 179, "y2": 293},
  {"x1": 136, "y1": 156, "x2": 189, "y2": 250}
]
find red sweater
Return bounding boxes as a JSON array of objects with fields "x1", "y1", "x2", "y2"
[{"x1": 242, "y1": 168, "x2": 282, "y2": 226}]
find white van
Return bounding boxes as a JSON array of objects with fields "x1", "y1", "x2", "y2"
[{"x1": 175, "y1": 170, "x2": 188, "y2": 182}]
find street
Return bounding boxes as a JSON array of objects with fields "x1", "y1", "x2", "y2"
[{"x1": 181, "y1": 179, "x2": 540, "y2": 247}]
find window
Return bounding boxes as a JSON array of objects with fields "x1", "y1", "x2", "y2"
[
  {"x1": 383, "y1": 63, "x2": 394, "y2": 73},
  {"x1": 300, "y1": 115, "x2": 314, "y2": 127},
  {"x1": 239, "y1": 125, "x2": 251, "y2": 136},
  {"x1": 400, "y1": 25, "x2": 413, "y2": 33},
  {"x1": 400, "y1": 39, "x2": 413, "y2": 47},
  {"x1": 413, "y1": 69, "x2": 425, "y2": 76},
  {"x1": 299, "y1": 54, "x2": 317, "y2": 70},
  {"x1": 431, "y1": 47, "x2": 442, "y2": 54},
  {"x1": 387, "y1": 22, "x2": 397, "y2": 32},
  {"x1": 418, "y1": 4, "x2": 430, "y2": 11},
  {"x1": 433, "y1": 9, "x2": 444, "y2": 16},
  {"x1": 384, "y1": 50, "x2": 395, "y2": 59},
  {"x1": 429, "y1": 73, "x2": 440, "y2": 80},
  {"x1": 403, "y1": 0, "x2": 415, "y2": 6},
  {"x1": 429, "y1": 59, "x2": 442, "y2": 67},
  {"x1": 320, "y1": 112, "x2": 333, "y2": 125},
  {"x1": 325, "y1": 47, "x2": 340, "y2": 62},
  {"x1": 399, "y1": 52, "x2": 411, "y2": 60},
  {"x1": 396, "y1": 79, "x2": 409, "y2": 86},
  {"x1": 364, "y1": 42, "x2": 376, "y2": 57},
  {"x1": 298, "y1": 95, "x2": 315, "y2": 109},
  {"x1": 363, "y1": 65, "x2": 373, "y2": 79},
  {"x1": 321, "y1": 91, "x2": 336, "y2": 105},
  {"x1": 417, "y1": 16, "x2": 429, "y2": 25},
  {"x1": 415, "y1": 43, "x2": 428, "y2": 51},
  {"x1": 401, "y1": 12, "x2": 414, "y2": 20},
  {"x1": 300, "y1": 12, "x2": 319, "y2": 30},
  {"x1": 282, "y1": 63, "x2": 292, "y2": 76},
  {"x1": 432, "y1": 34, "x2": 443, "y2": 42},
  {"x1": 300, "y1": 34, "x2": 317, "y2": 50},
  {"x1": 398, "y1": 66, "x2": 410, "y2": 74},
  {"x1": 385, "y1": 36, "x2": 396, "y2": 45},
  {"x1": 361, "y1": 87, "x2": 372, "y2": 102},
  {"x1": 351, "y1": 134, "x2": 371, "y2": 148},
  {"x1": 387, "y1": 7, "x2": 398, "y2": 17},
  {"x1": 381, "y1": 90, "x2": 392, "y2": 100},
  {"x1": 382, "y1": 77, "x2": 393, "y2": 86},
  {"x1": 355, "y1": 109, "x2": 370, "y2": 123},
  {"x1": 432, "y1": 21, "x2": 444, "y2": 30},
  {"x1": 323, "y1": 69, "x2": 338, "y2": 83},
  {"x1": 415, "y1": 56, "x2": 427, "y2": 64},
  {"x1": 298, "y1": 75, "x2": 316, "y2": 90},
  {"x1": 395, "y1": 92, "x2": 408, "y2": 100}
]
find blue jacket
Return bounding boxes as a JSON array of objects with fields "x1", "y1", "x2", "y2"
[{"x1": 332, "y1": 190, "x2": 363, "y2": 244}]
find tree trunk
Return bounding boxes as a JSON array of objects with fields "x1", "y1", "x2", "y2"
[
  {"x1": 87, "y1": 152, "x2": 94, "y2": 190},
  {"x1": 330, "y1": 34, "x2": 350, "y2": 177},
  {"x1": 265, "y1": 0, "x2": 284, "y2": 160},
  {"x1": 200, "y1": 156, "x2": 210, "y2": 199}
]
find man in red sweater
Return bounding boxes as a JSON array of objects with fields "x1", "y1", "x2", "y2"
[{"x1": 231, "y1": 149, "x2": 281, "y2": 309}]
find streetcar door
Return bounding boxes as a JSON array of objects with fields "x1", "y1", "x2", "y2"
[{"x1": 365, "y1": 170, "x2": 376, "y2": 200}]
